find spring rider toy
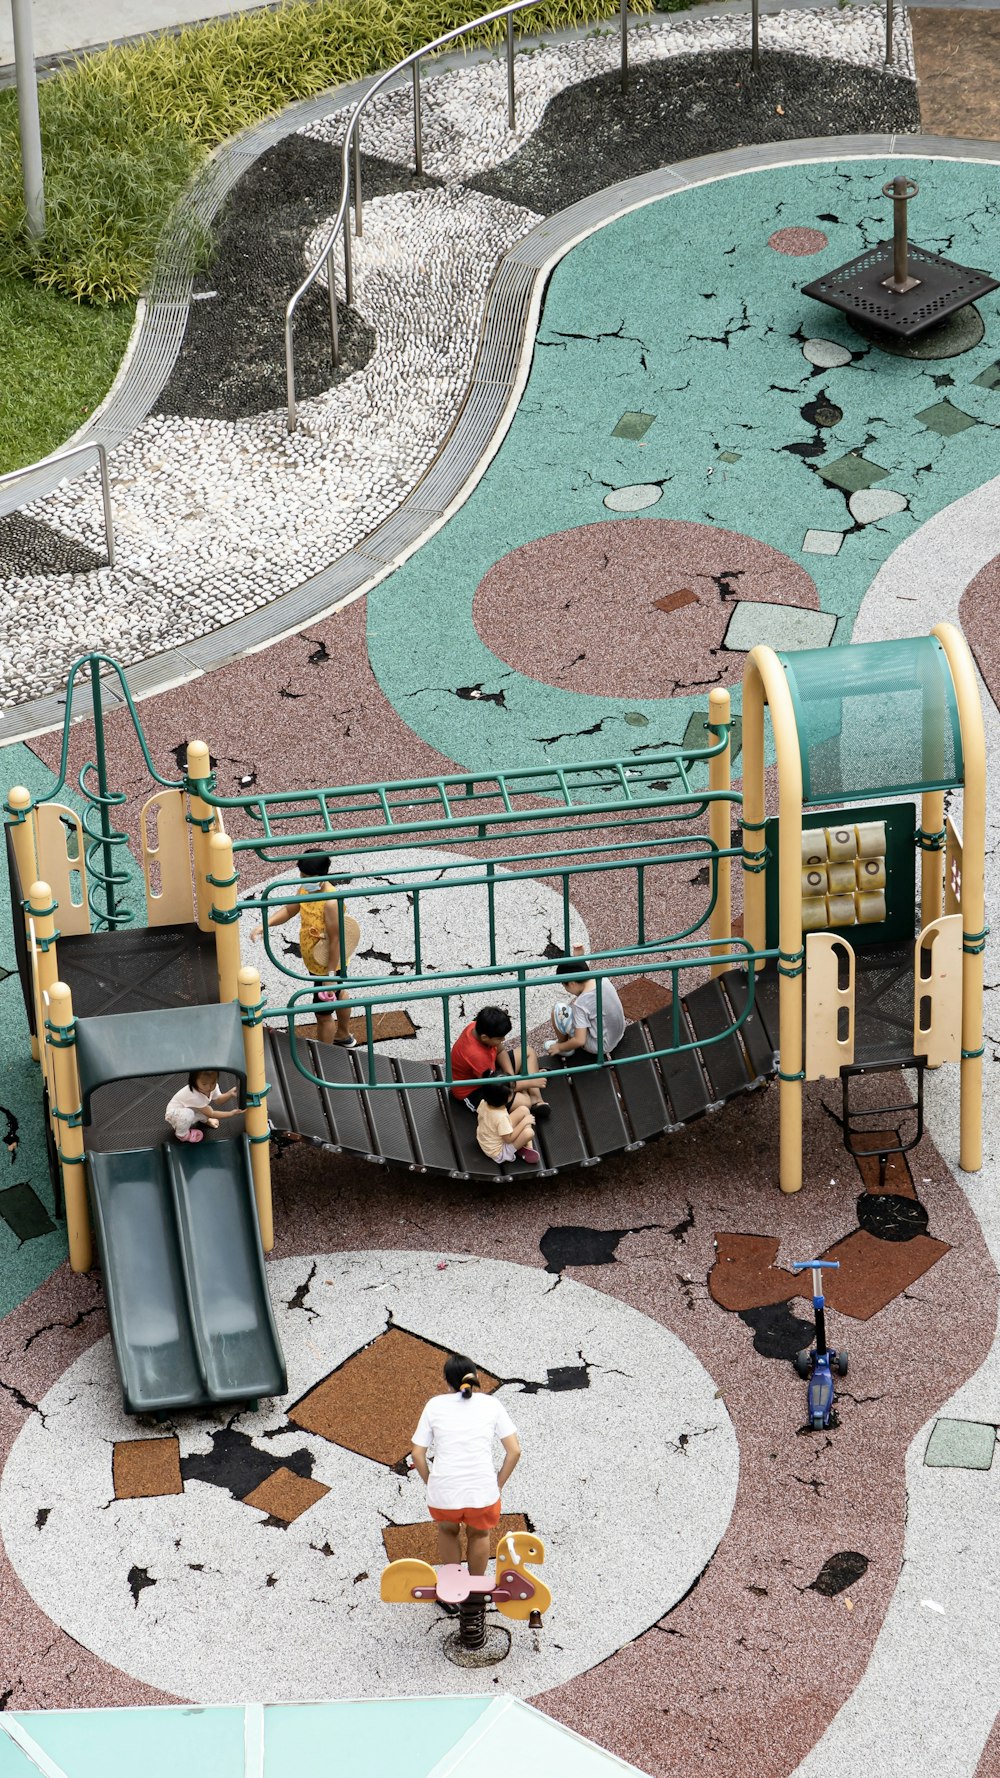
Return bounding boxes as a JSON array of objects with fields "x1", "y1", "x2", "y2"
[{"x1": 381, "y1": 1530, "x2": 551, "y2": 1659}]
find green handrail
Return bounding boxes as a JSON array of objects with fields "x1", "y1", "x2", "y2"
[
  {"x1": 241, "y1": 836, "x2": 744, "y2": 991},
  {"x1": 260, "y1": 937, "x2": 776, "y2": 1092}
]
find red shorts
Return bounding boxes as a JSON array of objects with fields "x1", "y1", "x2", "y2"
[{"x1": 428, "y1": 1498, "x2": 501, "y2": 1529}]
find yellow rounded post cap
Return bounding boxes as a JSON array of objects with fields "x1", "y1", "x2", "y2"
[{"x1": 7, "y1": 785, "x2": 32, "y2": 809}]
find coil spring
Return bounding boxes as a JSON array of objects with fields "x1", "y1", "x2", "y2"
[{"x1": 79, "y1": 761, "x2": 133, "y2": 932}]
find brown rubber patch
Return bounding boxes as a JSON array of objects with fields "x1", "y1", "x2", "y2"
[
  {"x1": 242, "y1": 1467, "x2": 330, "y2": 1523},
  {"x1": 289, "y1": 1327, "x2": 501, "y2": 1465},
  {"x1": 654, "y1": 589, "x2": 700, "y2": 614},
  {"x1": 294, "y1": 1010, "x2": 417, "y2": 1044},
  {"x1": 112, "y1": 1437, "x2": 183, "y2": 1500},
  {"x1": 850, "y1": 1133, "x2": 917, "y2": 1198},
  {"x1": 820, "y1": 1228, "x2": 951, "y2": 1320},
  {"x1": 709, "y1": 1234, "x2": 797, "y2": 1310},
  {"x1": 383, "y1": 1513, "x2": 528, "y2": 1565},
  {"x1": 618, "y1": 977, "x2": 673, "y2": 1022}
]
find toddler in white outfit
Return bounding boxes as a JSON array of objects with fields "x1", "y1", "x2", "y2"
[{"x1": 165, "y1": 1069, "x2": 239, "y2": 1143}]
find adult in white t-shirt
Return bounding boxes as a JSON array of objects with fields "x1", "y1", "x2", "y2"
[{"x1": 411, "y1": 1354, "x2": 520, "y2": 1577}]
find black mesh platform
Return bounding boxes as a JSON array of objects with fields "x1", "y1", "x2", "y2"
[
  {"x1": 58, "y1": 923, "x2": 219, "y2": 1020},
  {"x1": 754, "y1": 942, "x2": 917, "y2": 1071},
  {"x1": 85, "y1": 1073, "x2": 246, "y2": 1154}
]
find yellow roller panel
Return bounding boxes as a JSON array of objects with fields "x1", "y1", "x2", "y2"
[
  {"x1": 826, "y1": 824, "x2": 856, "y2": 863},
  {"x1": 856, "y1": 856, "x2": 886, "y2": 891},
  {"x1": 856, "y1": 890, "x2": 887, "y2": 924},
  {"x1": 856, "y1": 820, "x2": 887, "y2": 858},
  {"x1": 802, "y1": 866, "x2": 828, "y2": 897},
  {"x1": 826, "y1": 893, "x2": 856, "y2": 927},
  {"x1": 802, "y1": 897, "x2": 828, "y2": 932},
  {"x1": 380, "y1": 1558, "x2": 438, "y2": 1603},
  {"x1": 827, "y1": 861, "x2": 857, "y2": 896},
  {"x1": 801, "y1": 831, "x2": 828, "y2": 866}
]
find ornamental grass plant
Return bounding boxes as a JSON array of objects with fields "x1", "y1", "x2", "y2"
[{"x1": 0, "y1": 0, "x2": 659, "y2": 305}]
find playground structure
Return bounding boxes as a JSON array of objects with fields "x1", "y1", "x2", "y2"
[
  {"x1": 3, "y1": 627, "x2": 985, "y2": 1410},
  {"x1": 381, "y1": 1529, "x2": 552, "y2": 1658}
]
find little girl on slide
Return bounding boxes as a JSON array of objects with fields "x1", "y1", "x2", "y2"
[{"x1": 165, "y1": 1069, "x2": 240, "y2": 1143}]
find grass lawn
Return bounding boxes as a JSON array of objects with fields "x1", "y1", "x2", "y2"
[{"x1": 0, "y1": 276, "x2": 134, "y2": 475}]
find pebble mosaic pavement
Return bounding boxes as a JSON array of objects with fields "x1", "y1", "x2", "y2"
[{"x1": 3, "y1": 11, "x2": 1000, "y2": 1777}]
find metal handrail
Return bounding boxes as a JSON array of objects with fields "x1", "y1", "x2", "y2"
[
  {"x1": 284, "y1": 0, "x2": 635, "y2": 431},
  {"x1": 284, "y1": 0, "x2": 896, "y2": 430},
  {"x1": 0, "y1": 441, "x2": 114, "y2": 566}
]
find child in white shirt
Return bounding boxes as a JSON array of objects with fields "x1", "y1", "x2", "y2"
[
  {"x1": 165, "y1": 1070, "x2": 240, "y2": 1143},
  {"x1": 475, "y1": 1079, "x2": 535, "y2": 1164}
]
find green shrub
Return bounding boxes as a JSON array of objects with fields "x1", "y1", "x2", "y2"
[{"x1": 0, "y1": 0, "x2": 659, "y2": 305}]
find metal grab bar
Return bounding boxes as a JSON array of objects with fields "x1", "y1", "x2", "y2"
[
  {"x1": 284, "y1": 0, "x2": 634, "y2": 431},
  {"x1": 0, "y1": 441, "x2": 115, "y2": 567}
]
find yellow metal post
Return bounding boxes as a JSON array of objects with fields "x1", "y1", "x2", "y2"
[
  {"x1": 708, "y1": 687, "x2": 732, "y2": 978},
  {"x1": 932, "y1": 623, "x2": 986, "y2": 1172},
  {"x1": 27, "y1": 881, "x2": 60, "y2": 1101},
  {"x1": 920, "y1": 789, "x2": 945, "y2": 927},
  {"x1": 238, "y1": 966, "x2": 273, "y2": 1253},
  {"x1": 6, "y1": 786, "x2": 39, "y2": 1056},
  {"x1": 745, "y1": 648, "x2": 805, "y2": 1194},
  {"x1": 919, "y1": 639, "x2": 946, "y2": 926},
  {"x1": 741, "y1": 668, "x2": 767, "y2": 960},
  {"x1": 187, "y1": 740, "x2": 218, "y2": 933},
  {"x1": 209, "y1": 830, "x2": 242, "y2": 1003},
  {"x1": 47, "y1": 980, "x2": 91, "y2": 1272}
]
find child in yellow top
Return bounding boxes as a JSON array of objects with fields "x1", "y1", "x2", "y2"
[
  {"x1": 475, "y1": 1079, "x2": 536, "y2": 1164},
  {"x1": 251, "y1": 851, "x2": 360, "y2": 1046}
]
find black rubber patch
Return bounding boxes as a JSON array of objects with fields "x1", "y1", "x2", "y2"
[
  {"x1": 808, "y1": 1550, "x2": 869, "y2": 1596},
  {"x1": 0, "y1": 1183, "x2": 55, "y2": 1243},
  {"x1": 0, "y1": 513, "x2": 103, "y2": 579},
  {"x1": 801, "y1": 395, "x2": 843, "y2": 429},
  {"x1": 856, "y1": 1191, "x2": 929, "y2": 1242},
  {"x1": 469, "y1": 51, "x2": 919, "y2": 217},
  {"x1": 155, "y1": 140, "x2": 441, "y2": 420},
  {"x1": 179, "y1": 1424, "x2": 314, "y2": 1501},
  {"x1": 540, "y1": 1223, "x2": 658, "y2": 1271},
  {"x1": 738, "y1": 1301, "x2": 816, "y2": 1361},
  {"x1": 545, "y1": 1364, "x2": 590, "y2": 1391},
  {"x1": 127, "y1": 1564, "x2": 157, "y2": 1606}
]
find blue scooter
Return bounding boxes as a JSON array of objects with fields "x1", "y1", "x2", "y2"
[{"x1": 792, "y1": 1260, "x2": 848, "y2": 1430}]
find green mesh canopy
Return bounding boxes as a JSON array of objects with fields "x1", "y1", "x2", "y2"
[{"x1": 776, "y1": 636, "x2": 964, "y2": 806}]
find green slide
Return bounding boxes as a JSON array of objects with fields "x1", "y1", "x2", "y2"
[{"x1": 87, "y1": 1135, "x2": 286, "y2": 1416}]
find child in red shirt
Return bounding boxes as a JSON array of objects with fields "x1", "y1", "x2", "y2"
[{"x1": 449, "y1": 1006, "x2": 546, "y2": 1164}]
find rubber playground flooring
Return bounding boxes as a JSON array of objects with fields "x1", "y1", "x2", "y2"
[
  {"x1": 4, "y1": 145, "x2": 1000, "y2": 1777},
  {"x1": 368, "y1": 156, "x2": 1000, "y2": 769}
]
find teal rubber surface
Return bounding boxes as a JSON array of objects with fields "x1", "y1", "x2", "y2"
[{"x1": 369, "y1": 157, "x2": 1000, "y2": 768}]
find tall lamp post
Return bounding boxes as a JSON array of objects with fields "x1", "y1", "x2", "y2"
[{"x1": 10, "y1": 0, "x2": 44, "y2": 237}]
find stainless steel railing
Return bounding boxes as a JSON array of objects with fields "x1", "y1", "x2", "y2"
[
  {"x1": 284, "y1": 0, "x2": 636, "y2": 431},
  {"x1": 0, "y1": 441, "x2": 115, "y2": 566},
  {"x1": 283, "y1": 0, "x2": 896, "y2": 432}
]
